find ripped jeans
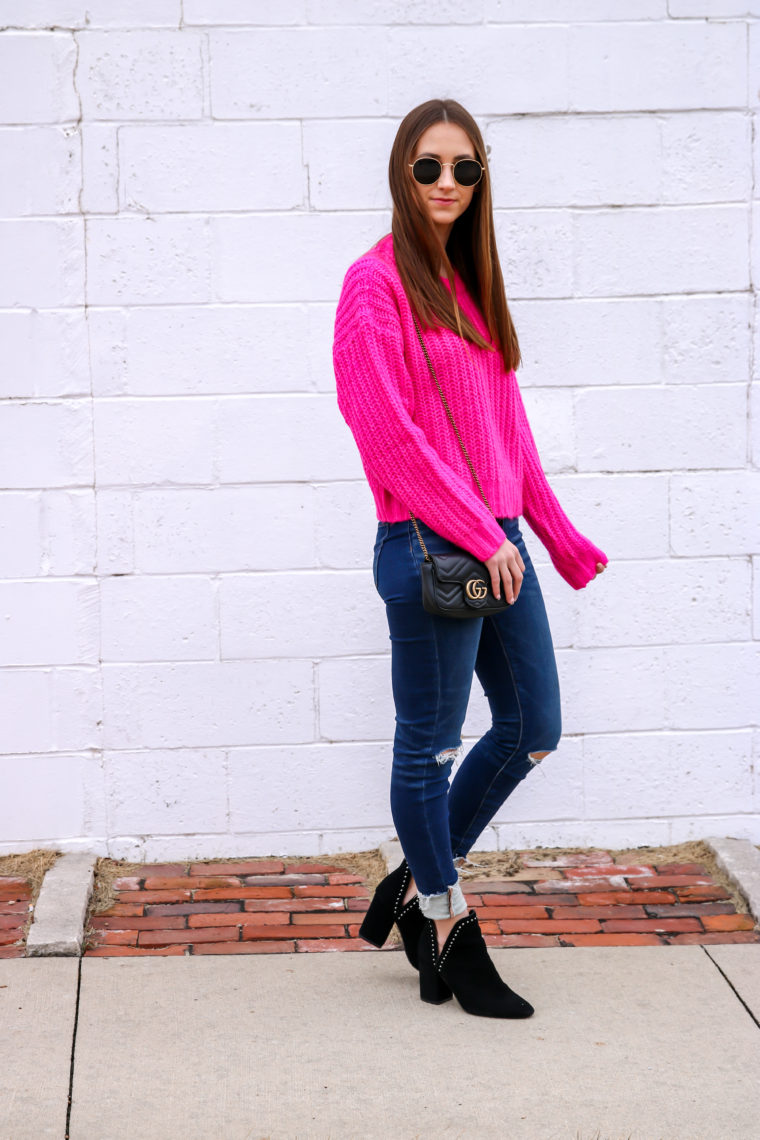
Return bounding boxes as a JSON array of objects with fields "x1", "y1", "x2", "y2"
[{"x1": 373, "y1": 515, "x2": 562, "y2": 920}]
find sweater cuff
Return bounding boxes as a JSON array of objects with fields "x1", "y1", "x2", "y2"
[
  {"x1": 549, "y1": 538, "x2": 608, "y2": 590},
  {"x1": 467, "y1": 516, "x2": 509, "y2": 562}
]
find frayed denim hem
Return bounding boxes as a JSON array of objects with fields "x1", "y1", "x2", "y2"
[{"x1": 417, "y1": 879, "x2": 468, "y2": 920}]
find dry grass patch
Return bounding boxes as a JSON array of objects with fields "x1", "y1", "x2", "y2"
[
  {"x1": 90, "y1": 856, "x2": 148, "y2": 916},
  {"x1": 0, "y1": 849, "x2": 60, "y2": 901}
]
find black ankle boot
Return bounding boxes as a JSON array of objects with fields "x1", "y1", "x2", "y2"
[
  {"x1": 417, "y1": 909, "x2": 534, "y2": 1018},
  {"x1": 358, "y1": 858, "x2": 425, "y2": 969}
]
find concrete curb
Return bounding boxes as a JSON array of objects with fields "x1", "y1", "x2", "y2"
[
  {"x1": 378, "y1": 838, "x2": 404, "y2": 874},
  {"x1": 705, "y1": 837, "x2": 760, "y2": 925},
  {"x1": 26, "y1": 852, "x2": 98, "y2": 956}
]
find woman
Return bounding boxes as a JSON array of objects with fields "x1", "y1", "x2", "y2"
[{"x1": 332, "y1": 99, "x2": 608, "y2": 1018}]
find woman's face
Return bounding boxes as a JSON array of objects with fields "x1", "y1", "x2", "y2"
[{"x1": 410, "y1": 121, "x2": 480, "y2": 247}]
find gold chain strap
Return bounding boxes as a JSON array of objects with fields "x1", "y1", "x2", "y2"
[
  {"x1": 409, "y1": 513, "x2": 431, "y2": 560},
  {"x1": 409, "y1": 314, "x2": 493, "y2": 561}
]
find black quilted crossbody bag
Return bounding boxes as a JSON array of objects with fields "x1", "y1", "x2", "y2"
[{"x1": 409, "y1": 314, "x2": 512, "y2": 619}]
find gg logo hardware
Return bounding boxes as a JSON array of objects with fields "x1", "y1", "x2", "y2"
[{"x1": 465, "y1": 578, "x2": 488, "y2": 601}]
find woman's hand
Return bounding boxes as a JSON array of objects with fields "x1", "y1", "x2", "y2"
[
  {"x1": 483, "y1": 539, "x2": 525, "y2": 604},
  {"x1": 593, "y1": 561, "x2": 607, "y2": 579}
]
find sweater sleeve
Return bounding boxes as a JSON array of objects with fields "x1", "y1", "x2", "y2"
[
  {"x1": 511, "y1": 374, "x2": 608, "y2": 590},
  {"x1": 333, "y1": 260, "x2": 506, "y2": 561}
]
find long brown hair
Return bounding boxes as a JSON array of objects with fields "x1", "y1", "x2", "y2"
[{"x1": 387, "y1": 98, "x2": 521, "y2": 374}]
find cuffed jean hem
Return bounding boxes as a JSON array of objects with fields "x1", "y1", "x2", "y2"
[{"x1": 417, "y1": 879, "x2": 468, "y2": 920}]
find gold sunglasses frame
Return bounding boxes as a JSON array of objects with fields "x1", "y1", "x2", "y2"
[{"x1": 407, "y1": 157, "x2": 485, "y2": 187}]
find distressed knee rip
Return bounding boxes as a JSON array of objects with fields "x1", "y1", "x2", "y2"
[
  {"x1": 528, "y1": 749, "x2": 553, "y2": 766},
  {"x1": 434, "y1": 741, "x2": 465, "y2": 766}
]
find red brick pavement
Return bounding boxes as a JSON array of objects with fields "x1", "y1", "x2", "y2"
[
  {"x1": 81, "y1": 854, "x2": 760, "y2": 957},
  {"x1": 0, "y1": 877, "x2": 33, "y2": 958}
]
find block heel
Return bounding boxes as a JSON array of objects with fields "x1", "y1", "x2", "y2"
[
  {"x1": 419, "y1": 960, "x2": 454, "y2": 1004},
  {"x1": 357, "y1": 891, "x2": 396, "y2": 948},
  {"x1": 417, "y1": 916, "x2": 453, "y2": 1004}
]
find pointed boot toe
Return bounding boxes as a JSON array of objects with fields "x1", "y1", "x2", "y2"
[{"x1": 419, "y1": 909, "x2": 534, "y2": 1019}]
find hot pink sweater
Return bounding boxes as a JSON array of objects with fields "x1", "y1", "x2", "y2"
[{"x1": 333, "y1": 232, "x2": 608, "y2": 590}]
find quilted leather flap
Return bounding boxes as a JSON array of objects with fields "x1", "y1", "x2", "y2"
[{"x1": 431, "y1": 553, "x2": 488, "y2": 584}]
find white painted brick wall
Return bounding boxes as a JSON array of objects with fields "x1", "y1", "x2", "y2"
[
  {"x1": 0, "y1": 402, "x2": 93, "y2": 487},
  {"x1": 127, "y1": 486, "x2": 317, "y2": 572},
  {"x1": 76, "y1": 31, "x2": 206, "y2": 120},
  {"x1": 119, "y1": 123, "x2": 306, "y2": 213},
  {"x1": 0, "y1": 127, "x2": 81, "y2": 215},
  {"x1": 0, "y1": 312, "x2": 89, "y2": 399},
  {"x1": 87, "y1": 217, "x2": 210, "y2": 305},
  {"x1": 0, "y1": 220, "x2": 84, "y2": 306},
  {"x1": 1, "y1": 7, "x2": 758, "y2": 859},
  {"x1": 0, "y1": 32, "x2": 78, "y2": 123},
  {"x1": 0, "y1": 580, "x2": 99, "y2": 664},
  {"x1": 101, "y1": 660, "x2": 315, "y2": 749}
]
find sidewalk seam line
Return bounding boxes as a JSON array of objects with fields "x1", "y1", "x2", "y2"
[
  {"x1": 701, "y1": 944, "x2": 760, "y2": 1033},
  {"x1": 64, "y1": 953, "x2": 83, "y2": 1140}
]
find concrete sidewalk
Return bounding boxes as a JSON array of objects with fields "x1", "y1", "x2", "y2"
[{"x1": 2, "y1": 944, "x2": 759, "y2": 1140}]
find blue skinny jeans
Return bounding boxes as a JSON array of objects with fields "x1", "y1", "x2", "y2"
[{"x1": 373, "y1": 515, "x2": 562, "y2": 920}]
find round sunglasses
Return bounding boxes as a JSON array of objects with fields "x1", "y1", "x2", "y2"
[{"x1": 408, "y1": 156, "x2": 485, "y2": 188}]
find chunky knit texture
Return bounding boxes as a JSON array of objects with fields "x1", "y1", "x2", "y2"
[{"x1": 333, "y1": 232, "x2": 608, "y2": 589}]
